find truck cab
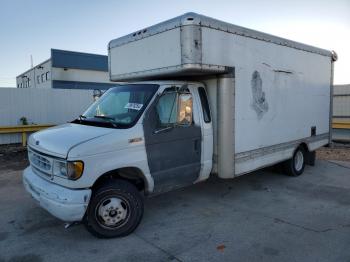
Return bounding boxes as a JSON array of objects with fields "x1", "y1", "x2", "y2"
[{"x1": 23, "y1": 81, "x2": 213, "y2": 238}]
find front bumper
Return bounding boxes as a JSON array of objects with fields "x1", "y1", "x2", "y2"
[{"x1": 23, "y1": 167, "x2": 92, "y2": 222}]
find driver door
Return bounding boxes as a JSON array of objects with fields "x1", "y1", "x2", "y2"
[{"x1": 143, "y1": 86, "x2": 202, "y2": 194}]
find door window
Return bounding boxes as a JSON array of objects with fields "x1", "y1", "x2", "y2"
[
  {"x1": 156, "y1": 92, "x2": 177, "y2": 126},
  {"x1": 155, "y1": 88, "x2": 193, "y2": 127},
  {"x1": 198, "y1": 87, "x2": 211, "y2": 123}
]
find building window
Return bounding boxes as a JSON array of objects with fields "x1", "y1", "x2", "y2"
[
  {"x1": 45, "y1": 71, "x2": 50, "y2": 81},
  {"x1": 37, "y1": 75, "x2": 40, "y2": 84},
  {"x1": 41, "y1": 74, "x2": 45, "y2": 83},
  {"x1": 27, "y1": 78, "x2": 31, "y2": 87},
  {"x1": 17, "y1": 84, "x2": 20, "y2": 88}
]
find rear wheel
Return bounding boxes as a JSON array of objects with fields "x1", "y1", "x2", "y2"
[
  {"x1": 283, "y1": 146, "x2": 306, "y2": 176},
  {"x1": 84, "y1": 179, "x2": 144, "y2": 238}
]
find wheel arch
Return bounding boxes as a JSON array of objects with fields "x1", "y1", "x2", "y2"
[
  {"x1": 92, "y1": 167, "x2": 152, "y2": 195},
  {"x1": 297, "y1": 142, "x2": 315, "y2": 166},
  {"x1": 298, "y1": 142, "x2": 310, "y2": 153}
]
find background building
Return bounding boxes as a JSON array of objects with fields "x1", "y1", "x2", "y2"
[
  {"x1": 333, "y1": 84, "x2": 350, "y2": 122},
  {"x1": 332, "y1": 84, "x2": 350, "y2": 142},
  {"x1": 16, "y1": 49, "x2": 116, "y2": 90}
]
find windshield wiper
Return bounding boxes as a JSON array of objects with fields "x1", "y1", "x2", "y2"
[
  {"x1": 79, "y1": 115, "x2": 86, "y2": 121},
  {"x1": 93, "y1": 115, "x2": 118, "y2": 127},
  {"x1": 93, "y1": 115, "x2": 114, "y2": 120}
]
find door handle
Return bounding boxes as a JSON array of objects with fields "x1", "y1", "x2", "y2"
[
  {"x1": 194, "y1": 139, "x2": 200, "y2": 154},
  {"x1": 154, "y1": 125, "x2": 173, "y2": 134}
]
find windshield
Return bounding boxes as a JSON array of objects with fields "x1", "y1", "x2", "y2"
[{"x1": 79, "y1": 84, "x2": 159, "y2": 128}]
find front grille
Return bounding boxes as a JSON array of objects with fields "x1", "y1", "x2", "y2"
[
  {"x1": 32, "y1": 165, "x2": 52, "y2": 179},
  {"x1": 32, "y1": 153, "x2": 51, "y2": 170},
  {"x1": 28, "y1": 149, "x2": 53, "y2": 178}
]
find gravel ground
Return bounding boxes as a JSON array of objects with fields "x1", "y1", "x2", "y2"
[
  {"x1": 0, "y1": 144, "x2": 28, "y2": 171},
  {"x1": 316, "y1": 142, "x2": 350, "y2": 162}
]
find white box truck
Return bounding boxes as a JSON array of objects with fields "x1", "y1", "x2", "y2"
[{"x1": 23, "y1": 13, "x2": 337, "y2": 238}]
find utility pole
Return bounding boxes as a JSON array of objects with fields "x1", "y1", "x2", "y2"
[{"x1": 30, "y1": 55, "x2": 33, "y2": 68}]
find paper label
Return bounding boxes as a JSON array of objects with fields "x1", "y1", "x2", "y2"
[{"x1": 124, "y1": 103, "x2": 143, "y2": 110}]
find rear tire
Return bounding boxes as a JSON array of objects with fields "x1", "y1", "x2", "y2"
[
  {"x1": 283, "y1": 146, "x2": 306, "y2": 176},
  {"x1": 84, "y1": 179, "x2": 144, "y2": 238}
]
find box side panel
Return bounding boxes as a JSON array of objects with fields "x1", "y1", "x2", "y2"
[
  {"x1": 109, "y1": 28, "x2": 182, "y2": 78},
  {"x1": 201, "y1": 28, "x2": 331, "y2": 154}
]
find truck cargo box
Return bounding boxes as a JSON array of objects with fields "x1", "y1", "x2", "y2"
[{"x1": 109, "y1": 12, "x2": 335, "y2": 177}]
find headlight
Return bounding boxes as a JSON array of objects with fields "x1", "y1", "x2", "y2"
[
  {"x1": 53, "y1": 160, "x2": 67, "y2": 177},
  {"x1": 53, "y1": 160, "x2": 84, "y2": 180}
]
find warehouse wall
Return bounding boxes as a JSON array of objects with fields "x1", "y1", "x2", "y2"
[
  {"x1": 333, "y1": 84, "x2": 350, "y2": 121},
  {"x1": 52, "y1": 67, "x2": 112, "y2": 83},
  {"x1": 0, "y1": 88, "x2": 94, "y2": 144}
]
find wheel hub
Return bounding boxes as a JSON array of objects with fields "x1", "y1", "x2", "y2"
[
  {"x1": 109, "y1": 210, "x2": 117, "y2": 217},
  {"x1": 294, "y1": 150, "x2": 304, "y2": 172},
  {"x1": 97, "y1": 197, "x2": 128, "y2": 227}
]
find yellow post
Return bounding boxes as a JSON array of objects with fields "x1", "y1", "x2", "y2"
[
  {"x1": 332, "y1": 121, "x2": 350, "y2": 129},
  {"x1": 0, "y1": 124, "x2": 54, "y2": 147},
  {"x1": 22, "y1": 132, "x2": 27, "y2": 147}
]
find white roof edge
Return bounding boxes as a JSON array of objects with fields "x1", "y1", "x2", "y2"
[
  {"x1": 17, "y1": 58, "x2": 51, "y2": 78},
  {"x1": 109, "y1": 12, "x2": 333, "y2": 58}
]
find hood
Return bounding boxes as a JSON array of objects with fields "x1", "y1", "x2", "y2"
[{"x1": 28, "y1": 123, "x2": 114, "y2": 158}]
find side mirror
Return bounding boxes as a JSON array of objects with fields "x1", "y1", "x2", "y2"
[
  {"x1": 93, "y1": 89, "x2": 102, "y2": 101},
  {"x1": 177, "y1": 93, "x2": 193, "y2": 125}
]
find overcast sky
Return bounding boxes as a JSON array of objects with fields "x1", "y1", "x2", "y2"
[{"x1": 0, "y1": 0, "x2": 349, "y2": 87}]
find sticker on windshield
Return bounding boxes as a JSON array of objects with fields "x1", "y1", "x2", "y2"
[{"x1": 124, "y1": 103, "x2": 143, "y2": 110}]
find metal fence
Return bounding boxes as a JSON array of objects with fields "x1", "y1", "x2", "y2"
[
  {"x1": 0, "y1": 88, "x2": 93, "y2": 144},
  {"x1": 1, "y1": 85, "x2": 349, "y2": 145}
]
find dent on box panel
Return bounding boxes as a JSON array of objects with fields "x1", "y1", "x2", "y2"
[{"x1": 251, "y1": 70, "x2": 269, "y2": 119}]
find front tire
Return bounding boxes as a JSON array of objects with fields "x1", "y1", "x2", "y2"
[
  {"x1": 84, "y1": 179, "x2": 144, "y2": 238},
  {"x1": 283, "y1": 146, "x2": 306, "y2": 176}
]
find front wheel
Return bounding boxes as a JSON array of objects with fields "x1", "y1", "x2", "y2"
[
  {"x1": 84, "y1": 179, "x2": 144, "y2": 238},
  {"x1": 283, "y1": 146, "x2": 306, "y2": 176}
]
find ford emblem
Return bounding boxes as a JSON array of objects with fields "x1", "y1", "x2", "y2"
[{"x1": 35, "y1": 140, "x2": 40, "y2": 145}]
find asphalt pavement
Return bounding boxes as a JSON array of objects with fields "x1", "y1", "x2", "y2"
[{"x1": 0, "y1": 157, "x2": 350, "y2": 262}]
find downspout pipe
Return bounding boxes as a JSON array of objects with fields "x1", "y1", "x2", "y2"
[
  {"x1": 217, "y1": 68, "x2": 235, "y2": 179},
  {"x1": 328, "y1": 50, "x2": 337, "y2": 147}
]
